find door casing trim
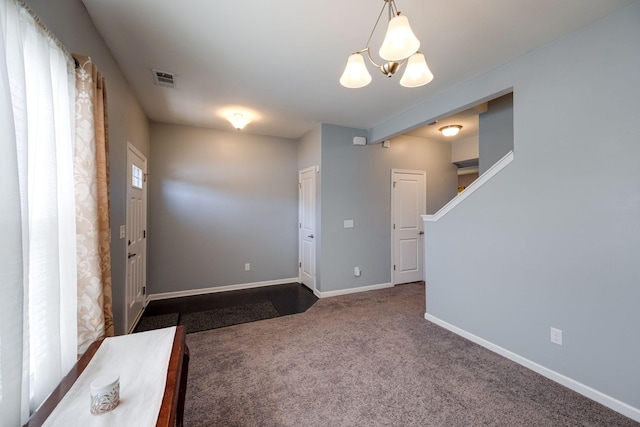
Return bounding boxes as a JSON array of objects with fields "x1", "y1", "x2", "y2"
[{"x1": 391, "y1": 169, "x2": 426, "y2": 285}]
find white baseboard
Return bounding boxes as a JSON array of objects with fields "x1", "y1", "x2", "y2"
[
  {"x1": 148, "y1": 277, "x2": 299, "y2": 301},
  {"x1": 315, "y1": 282, "x2": 393, "y2": 299},
  {"x1": 425, "y1": 313, "x2": 640, "y2": 423}
]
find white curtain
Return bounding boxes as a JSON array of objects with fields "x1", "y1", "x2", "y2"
[{"x1": 0, "y1": 0, "x2": 77, "y2": 425}]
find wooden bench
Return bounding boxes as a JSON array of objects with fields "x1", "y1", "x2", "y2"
[{"x1": 24, "y1": 326, "x2": 189, "y2": 427}]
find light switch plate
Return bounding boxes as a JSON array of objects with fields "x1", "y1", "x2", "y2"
[
  {"x1": 119, "y1": 225, "x2": 126, "y2": 239},
  {"x1": 550, "y1": 327, "x2": 563, "y2": 346},
  {"x1": 344, "y1": 220, "x2": 354, "y2": 228}
]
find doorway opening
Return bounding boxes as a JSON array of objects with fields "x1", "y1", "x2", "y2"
[{"x1": 403, "y1": 92, "x2": 513, "y2": 196}]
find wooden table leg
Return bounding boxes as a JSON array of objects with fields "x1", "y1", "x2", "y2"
[{"x1": 176, "y1": 344, "x2": 190, "y2": 427}]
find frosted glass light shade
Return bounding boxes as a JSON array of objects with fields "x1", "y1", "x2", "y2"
[
  {"x1": 379, "y1": 14, "x2": 420, "y2": 61},
  {"x1": 340, "y1": 53, "x2": 372, "y2": 88},
  {"x1": 399, "y1": 53, "x2": 434, "y2": 88},
  {"x1": 440, "y1": 125, "x2": 462, "y2": 137},
  {"x1": 229, "y1": 113, "x2": 251, "y2": 130}
]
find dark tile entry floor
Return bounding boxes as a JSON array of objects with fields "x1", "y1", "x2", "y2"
[{"x1": 140, "y1": 282, "x2": 318, "y2": 322}]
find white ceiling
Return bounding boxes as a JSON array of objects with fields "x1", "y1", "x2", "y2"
[{"x1": 80, "y1": 0, "x2": 631, "y2": 139}]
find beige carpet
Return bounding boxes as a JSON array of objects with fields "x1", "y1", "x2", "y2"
[{"x1": 184, "y1": 283, "x2": 637, "y2": 426}]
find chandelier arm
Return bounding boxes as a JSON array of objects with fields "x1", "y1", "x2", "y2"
[
  {"x1": 363, "y1": 48, "x2": 382, "y2": 68},
  {"x1": 359, "y1": 48, "x2": 408, "y2": 72}
]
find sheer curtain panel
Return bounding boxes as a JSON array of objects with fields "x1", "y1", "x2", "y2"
[{"x1": 0, "y1": 0, "x2": 77, "y2": 425}]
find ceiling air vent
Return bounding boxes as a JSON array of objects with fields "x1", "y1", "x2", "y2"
[{"x1": 151, "y1": 69, "x2": 175, "y2": 88}]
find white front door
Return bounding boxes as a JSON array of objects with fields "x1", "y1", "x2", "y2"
[
  {"x1": 126, "y1": 144, "x2": 147, "y2": 332},
  {"x1": 392, "y1": 170, "x2": 426, "y2": 285},
  {"x1": 299, "y1": 166, "x2": 316, "y2": 292}
]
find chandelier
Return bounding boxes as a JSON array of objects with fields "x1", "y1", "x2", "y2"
[{"x1": 340, "y1": 0, "x2": 434, "y2": 89}]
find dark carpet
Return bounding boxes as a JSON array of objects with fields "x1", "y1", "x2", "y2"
[
  {"x1": 133, "y1": 312, "x2": 179, "y2": 333},
  {"x1": 179, "y1": 301, "x2": 280, "y2": 334},
  {"x1": 184, "y1": 282, "x2": 638, "y2": 426},
  {"x1": 134, "y1": 302, "x2": 281, "y2": 334}
]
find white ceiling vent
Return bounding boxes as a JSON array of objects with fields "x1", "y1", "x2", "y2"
[{"x1": 151, "y1": 69, "x2": 175, "y2": 88}]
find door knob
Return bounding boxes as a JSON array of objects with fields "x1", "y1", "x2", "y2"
[
  {"x1": 307, "y1": 234, "x2": 314, "y2": 238},
  {"x1": 419, "y1": 231, "x2": 424, "y2": 235},
  {"x1": 128, "y1": 252, "x2": 137, "y2": 259}
]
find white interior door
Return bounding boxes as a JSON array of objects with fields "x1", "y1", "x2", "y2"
[
  {"x1": 392, "y1": 170, "x2": 426, "y2": 285},
  {"x1": 126, "y1": 144, "x2": 147, "y2": 332},
  {"x1": 299, "y1": 166, "x2": 316, "y2": 292}
]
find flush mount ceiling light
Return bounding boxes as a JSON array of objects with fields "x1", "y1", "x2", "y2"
[
  {"x1": 340, "y1": 0, "x2": 434, "y2": 89},
  {"x1": 439, "y1": 125, "x2": 462, "y2": 137},
  {"x1": 228, "y1": 113, "x2": 251, "y2": 130}
]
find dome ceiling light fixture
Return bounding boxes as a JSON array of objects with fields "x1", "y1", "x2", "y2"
[
  {"x1": 340, "y1": 0, "x2": 434, "y2": 89},
  {"x1": 228, "y1": 112, "x2": 251, "y2": 130},
  {"x1": 439, "y1": 125, "x2": 463, "y2": 137}
]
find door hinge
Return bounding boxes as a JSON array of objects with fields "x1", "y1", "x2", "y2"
[
  {"x1": 142, "y1": 286, "x2": 146, "y2": 295},
  {"x1": 393, "y1": 265, "x2": 396, "y2": 271},
  {"x1": 393, "y1": 224, "x2": 395, "y2": 230},
  {"x1": 393, "y1": 181, "x2": 396, "y2": 188},
  {"x1": 299, "y1": 182, "x2": 302, "y2": 189},
  {"x1": 299, "y1": 262, "x2": 302, "y2": 268},
  {"x1": 143, "y1": 230, "x2": 146, "y2": 238}
]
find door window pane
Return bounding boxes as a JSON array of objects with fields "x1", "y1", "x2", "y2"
[{"x1": 132, "y1": 164, "x2": 143, "y2": 189}]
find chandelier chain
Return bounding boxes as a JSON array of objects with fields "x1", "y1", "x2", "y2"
[
  {"x1": 388, "y1": 0, "x2": 397, "y2": 22},
  {"x1": 365, "y1": 1, "x2": 389, "y2": 49}
]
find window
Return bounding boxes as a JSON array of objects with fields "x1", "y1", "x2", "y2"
[
  {"x1": 1, "y1": 0, "x2": 77, "y2": 423},
  {"x1": 132, "y1": 164, "x2": 143, "y2": 189}
]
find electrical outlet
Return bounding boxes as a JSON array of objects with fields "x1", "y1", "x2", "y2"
[
  {"x1": 244, "y1": 263, "x2": 250, "y2": 271},
  {"x1": 550, "y1": 327, "x2": 563, "y2": 346}
]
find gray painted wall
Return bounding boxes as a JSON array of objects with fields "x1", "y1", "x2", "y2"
[
  {"x1": 148, "y1": 123, "x2": 299, "y2": 294},
  {"x1": 298, "y1": 125, "x2": 321, "y2": 171},
  {"x1": 479, "y1": 93, "x2": 514, "y2": 174},
  {"x1": 26, "y1": 0, "x2": 150, "y2": 334},
  {"x1": 451, "y1": 135, "x2": 479, "y2": 164},
  {"x1": 319, "y1": 125, "x2": 457, "y2": 292},
  {"x1": 370, "y1": 2, "x2": 640, "y2": 412}
]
